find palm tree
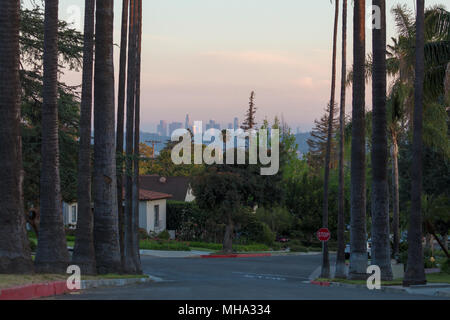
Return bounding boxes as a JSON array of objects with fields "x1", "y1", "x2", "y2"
[
  {"x1": 117, "y1": 0, "x2": 129, "y2": 267},
  {"x1": 0, "y1": 0, "x2": 34, "y2": 274},
  {"x1": 348, "y1": 0, "x2": 368, "y2": 280},
  {"x1": 35, "y1": 0, "x2": 70, "y2": 274},
  {"x1": 93, "y1": 0, "x2": 122, "y2": 274},
  {"x1": 335, "y1": 0, "x2": 347, "y2": 279},
  {"x1": 132, "y1": 0, "x2": 143, "y2": 274},
  {"x1": 124, "y1": 0, "x2": 138, "y2": 274},
  {"x1": 72, "y1": 0, "x2": 97, "y2": 276},
  {"x1": 321, "y1": 0, "x2": 339, "y2": 279},
  {"x1": 371, "y1": 0, "x2": 393, "y2": 281},
  {"x1": 404, "y1": 0, "x2": 427, "y2": 286}
]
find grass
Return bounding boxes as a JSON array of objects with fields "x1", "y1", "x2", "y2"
[
  {"x1": 315, "y1": 272, "x2": 450, "y2": 286},
  {"x1": 139, "y1": 239, "x2": 190, "y2": 251},
  {"x1": 0, "y1": 274, "x2": 149, "y2": 290}
]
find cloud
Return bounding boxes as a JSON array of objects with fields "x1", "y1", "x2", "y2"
[{"x1": 293, "y1": 77, "x2": 330, "y2": 89}]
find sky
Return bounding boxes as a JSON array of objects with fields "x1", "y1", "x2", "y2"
[{"x1": 30, "y1": 0, "x2": 447, "y2": 132}]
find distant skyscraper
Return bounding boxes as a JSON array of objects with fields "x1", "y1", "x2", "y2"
[
  {"x1": 157, "y1": 120, "x2": 167, "y2": 136},
  {"x1": 185, "y1": 114, "x2": 190, "y2": 129},
  {"x1": 234, "y1": 117, "x2": 239, "y2": 130},
  {"x1": 206, "y1": 119, "x2": 221, "y2": 131},
  {"x1": 228, "y1": 123, "x2": 233, "y2": 129}
]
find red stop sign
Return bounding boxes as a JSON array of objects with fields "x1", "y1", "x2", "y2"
[{"x1": 317, "y1": 228, "x2": 331, "y2": 242}]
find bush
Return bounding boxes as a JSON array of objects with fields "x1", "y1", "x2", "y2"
[
  {"x1": 441, "y1": 259, "x2": 450, "y2": 274},
  {"x1": 290, "y1": 244, "x2": 309, "y2": 253},
  {"x1": 29, "y1": 239, "x2": 37, "y2": 252},
  {"x1": 157, "y1": 230, "x2": 171, "y2": 240},
  {"x1": 188, "y1": 242, "x2": 223, "y2": 250},
  {"x1": 138, "y1": 228, "x2": 150, "y2": 240}
]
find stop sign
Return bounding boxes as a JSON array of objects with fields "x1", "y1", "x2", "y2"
[{"x1": 317, "y1": 228, "x2": 331, "y2": 242}]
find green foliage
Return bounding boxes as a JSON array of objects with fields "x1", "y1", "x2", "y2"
[
  {"x1": 255, "y1": 207, "x2": 294, "y2": 236},
  {"x1": 157, "y1": 230, "x2": 171, "y2": 240},
  {"x1": 20, "y1": 5, "x2": 83, "y2": 207},
  {"x1": 441, "y1": 259, "x2": 450, "y2": 274},
  {"x1": 138, "y1": 228, "x2": 150, "y2": 240},
  {"x1": 139, "y1": 240, "x2": 190, "y2": 251}
]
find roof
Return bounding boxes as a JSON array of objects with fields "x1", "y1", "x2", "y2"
[
  {"x1": 139, "y1": 176, "x2": 191, "y2": 202},
  {"x1": 122, "y1": 188, "x2": 172, "y2": 201}
]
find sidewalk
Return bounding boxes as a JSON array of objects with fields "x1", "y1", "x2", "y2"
[{"x1": 139, "y1": 249, "x2": 211, "y2": 258}]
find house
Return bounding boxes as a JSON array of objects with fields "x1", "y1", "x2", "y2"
[
  {"x1": 140, "y1": 175, "x2": 195, "y2": 202},
  {"x1": 62, "y1": 189, "x2": 172, "y2": 234}
]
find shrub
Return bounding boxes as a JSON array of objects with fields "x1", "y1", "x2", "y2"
[
  {"x1": 29, "y1": 239, "x2": 37, "y2": 252},
  {"x1": 157, "y1": 230, "x2": 171, "y2": 240},
  {"x1": 138, "y1": 228, "x2": 150, "y2": 240},
  {"x1": 441, "y1": 259, "x2": 450, "y2": 274},
  {"x1": 290, "y1": 244, "x2": 309, "y2": 253},
  {"x1": 140, "y1": 239, "x2": 190, "y2": 251}
]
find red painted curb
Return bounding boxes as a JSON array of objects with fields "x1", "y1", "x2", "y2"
[
  {"x1": 0, "y1": 281, "x2": 75, "y2": 300},
  {"x1": 310, "y1": 280, "x2": 331, "y2": 287},
  {"x1": 201, "y1": 253, "x2": 272, "y2": 259}
]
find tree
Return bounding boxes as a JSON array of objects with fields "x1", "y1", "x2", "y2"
[
  {"x1": 404, "y1": 0, "x2": 427, "y2": 286},
  {"x1": 0, "y1": 0, "x2": 34, "y2": 274},
  {"x1": 132, "y1": 0, "x2": 143, "y2": 274},
  {"x1": 116, "y1": 0, "x2": 129, "y2": 269},
  {"x1": 241, "y1": 91, "x2": 257, "y2": 130},
  {"x1": 335, "y1": 0, "x2": 348, "y2": 279},
  {"x1": 321, "y1": 0, "x2": 339, "y2": 279},
  {"x1": 72, "y1": 0, "x2": 96, "y2": 275},
  {"x1": 35, "y1": 0, "x2": 70, "y2": 274},
  {"x1": 93, "y1": 0, "x2": 122, "y2": 274},
  {"x1": 371, "y1": 0, "x2": 393, "y2": 281},
  {"x1": 348, "y1": 0, "x2": 368, "y2": 280},
  {"x1": 306, "y1": 104, "x2": 339, "y2": 173}
]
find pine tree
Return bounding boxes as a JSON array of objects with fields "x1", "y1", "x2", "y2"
[
  {"x1": 306, "y1": 104, "x2": 339, "y2": 172},
  {"x1": 241, "y1": 91, "x2": 257, "y2": 130}
]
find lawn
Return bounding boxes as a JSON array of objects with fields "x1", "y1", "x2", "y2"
[
  {"x1": 0, "y1": 274, "x2": 148, "y2": 290},
  {"x1": 315, "y1": 272, "x2": 450, "y2": 286}
]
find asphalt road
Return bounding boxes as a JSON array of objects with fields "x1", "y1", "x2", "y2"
[{"x1": 52, "y1": 254, "x2": 447, "y2": 300}]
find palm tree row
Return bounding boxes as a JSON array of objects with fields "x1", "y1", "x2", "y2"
[
  {"x1": 0, "y1": 0, "x2": 143, "y2": 275},
  {"x1": 325, "y1": 0, "x2": 430, "y2": 283}
]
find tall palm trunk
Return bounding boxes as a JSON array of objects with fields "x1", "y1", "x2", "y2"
[
  {"x1": 93, "y1": 0, "x2": 122, "y2": 274},
  {"x1": 0, "y1": 0, "x2": 34, "y2": 274},
  {"x1": 335, "y1": 0, "x2": 347, "y2": 279},
  {"x1": 117, "y1": 0, "x2": 129, "y2": 268},
  {"x1": 391, "y1": 131, "x2": 400, "y2": 259},
  {"x1": 371, "y1": 0, "x2": 393, "y2": 281},
  {"x1": 321, "y1": 0, "x2": 339, "y2": 279},
  {"x1": 72, "y1": 0, "x2": 96, "y2": 275},
  {"x1": 348, "y1": 0, "x2": 368, "y2": 280},
  {"x1": 404, "y1": 0, "x2": 427, "y2": 286},
  {"x1": 132, "y1": 0, "x2": 143, "y2": 274},
  {"x1": 124, "y1": 0, "x2": 138, "y2": 274},
  {"x1": 35, "y1": 0, "x2": 70, "y2": 274}
]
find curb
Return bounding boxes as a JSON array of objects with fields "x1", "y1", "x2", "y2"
[
  {"x1": 0, "y1": 277, "x2": 151, "y2": 300},
  {"x1": 201, "y1": 253, "x2": 272, "y2": 259},
  {"x1": 309, "y1": 280, "x2": 450, "y2": 298}
]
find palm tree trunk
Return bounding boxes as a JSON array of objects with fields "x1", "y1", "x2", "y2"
[
  {"x1": 93, "y1": 0, "x2": 122, "y2": 274},
  {"x1": 391, "y1": 132, "x2": 400, "y2": 259},
  {"x1": 321, "y1": 0, "x2": 339, "y2": 279},
  {"x1": 35, "y1": 0, "x2": 70, "y2": 274},
  {"x1": 117, "y1": 0, "x2": 129, "y2": 269},
  {"x1": 371, "y1": 0, "x2": 393, "y2": 281},
  {"x1": 132, "y1": 0, "x2": 143, "y2": 274},
  {"x1": 124, "y1": 0, "x2": 138, "y2": 274},
  {"x1": 403, "y1": 0, "x2": 427, "y2": 286},
  {"x1": 0, "y1": 0, "x2": 34, "y2": 274},
  {"x1": 72, "y1": 0, "x2": 96, "y2": 276},
  {"x1": 348, "y1": 0, "x2": 368, "y2": 280},
  {"x1": 335, "y1": 0, "x2": 347, "y2": 279}
]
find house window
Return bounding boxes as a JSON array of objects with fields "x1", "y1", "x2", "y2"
[
  {"x1": 154, "y1": 205, "x2": 160, "y2": 228},
  {"x1": 71, "y1": 205, "x2": 77, "y2": 223}
]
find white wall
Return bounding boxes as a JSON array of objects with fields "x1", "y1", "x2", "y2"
[
  {"x1": 185, "y1": 186, "x2": 196, "y2": 202},
  {"x1": 142, "y1": 199, "x2": 167, "y2": 234}
]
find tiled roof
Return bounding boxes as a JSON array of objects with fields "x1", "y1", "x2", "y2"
[
  {"x1": 122, "y1": 188, "x2": 172, "y2": 201},
  {"x1": 139, "y1": 176, "x2": 191, "y2": 202}
]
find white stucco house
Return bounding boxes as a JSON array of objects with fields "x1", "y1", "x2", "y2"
[{"x1": 63, "y1": 189, "x2": 172, "y2": 234}]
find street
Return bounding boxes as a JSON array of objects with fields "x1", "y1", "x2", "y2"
[{"x1": 50, "y1": 254, "x2": 448, "y2": 300}]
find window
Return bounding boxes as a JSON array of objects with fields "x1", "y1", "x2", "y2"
[
  {"x1": 154, "y1": 205, "x2": 160, "y2": 228},
  {"x1": 71, "y1": 205, "x2": 77, "y2": 223}
]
